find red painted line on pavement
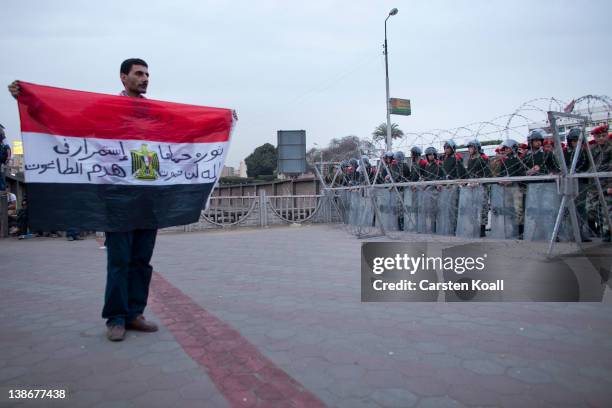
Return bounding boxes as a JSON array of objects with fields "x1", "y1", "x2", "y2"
[{"x1": 149, "y1": 272, "x2": 327, "y2": 408}]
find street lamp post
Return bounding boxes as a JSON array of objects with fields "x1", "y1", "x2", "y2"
[{"x1": 384, "y1": 7, "x2": 398, "y2": 152}]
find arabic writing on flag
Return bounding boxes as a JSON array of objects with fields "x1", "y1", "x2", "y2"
[{"x1": 18, "y1": 82, "x2": 234, "y2": 231}]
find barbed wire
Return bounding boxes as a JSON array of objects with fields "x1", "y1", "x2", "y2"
[{"x1": 381, "y1": 95, "x2": 612, "y2": 152}]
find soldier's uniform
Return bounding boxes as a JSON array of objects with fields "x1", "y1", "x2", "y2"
[
  {"x1": 587, "y1": 125, "x2": 612, "y2": 240},
  {"x1": 564, "y1": 128, "x2": 590, "y2": 240},
  {"x1": 441, "y1": 140, "x2": 466, "y2": 180},
  {"x1": 377, "y1": 152, "x2": 395, "y2": 184},
  {"x1": 422, "y1": 147, "x2": 444, "y2": 181},
  {"x1": 466, "y1": 139, "x2": 492, "y2": 235},
  {"x1": 523, "y1": 129, "x2": 560, "y2": 175},
  {"x1": 497, "y1": 139, "x2": 527, "y2": 234},
  {"x1": 409, "y1": 147, "x2": 425, "y2": 182}
]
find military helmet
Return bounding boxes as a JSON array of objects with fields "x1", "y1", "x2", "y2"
[
  {"x1": 424, "y1": 146, "x2": 438, "y2": 156},
  {"x1": 410, "y1": 146, "x2": 422, "y2": 156},
  {"x1": 360, "y1": 155, "x2": 370, "y2": 165},
  {"x1": 466, "y1": 139, "x2": 481, "y2": 150},
  {"x1": 501, "y1": 139, "x2": 519, "y2": 153},
  {"x1": 340, "y1": 160, "x2": 350, "y2": 168},
  {"x1": 444, "y1": 139, "x2": 457, "y2": 151},
  {"x1": 566, "y1": 128, "x2": 582, "y2": 142},
  {"x1": 349, "y1": 158, "x2": 359, "y2": 168},
  {"x1": 527, "y1": 129, "x2": 546, "y2": 142},
  {"x1": 384, "y1": 151, "x2": 394, "y2": 159},
  {"x1": 393, "y1": 151, "x2": 405, "y2": 162}
]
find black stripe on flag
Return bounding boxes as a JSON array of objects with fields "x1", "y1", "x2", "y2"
[{"x1": 26, "y1": 183, "x2": 215, "y2": 232}]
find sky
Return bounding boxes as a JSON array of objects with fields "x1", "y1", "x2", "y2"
[{"x1": 1, "y1": 0, "x2": 611, "y2": 167}]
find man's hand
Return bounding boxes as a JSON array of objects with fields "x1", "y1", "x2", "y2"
[
  {"x1": 526, "y1": 165, "x2": 540, "y2": 176},
  {"x1": 232, "y1": 110, "x2": 238, "y2": 121},
  {"x1": 8, "y1": 80, "x2": 20, "y2": 99},
  {"x1": 607, "y1": 187, "x2": 612, "y2": 195}
]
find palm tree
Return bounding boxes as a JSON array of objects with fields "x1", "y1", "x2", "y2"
[{"x1": 372, "y1": 123, "x2": 404, "y2": 142}]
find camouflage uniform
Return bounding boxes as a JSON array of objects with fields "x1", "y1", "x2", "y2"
[
  {"x1": 467, "y1": 151, "x2": 492, "y2": 228},
  {"x1": 442, "y1": 153, "x2": 467, "y2": 180},
  {"x1": 564, "y1": 141, "x2": 590, "y2": 236},
  {"x1": 422, "y1": 160, "x2": 444, "y2": 181},
  {"x1": 587, "y1": 139, "x2": 612, "y2": 238},
  {"x1": 497, "y1": 151, "x2": 527, "y2": 226},
  {"x1": 523, "y1": 148, "x2": 560, "y2": 175}
]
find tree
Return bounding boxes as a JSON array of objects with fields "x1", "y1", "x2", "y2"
[
  {"x1": 372, "y1": 123, "x2": 404, "y2": 142},
  {"x1": 245, "y1": 143, "x2": 277, "y2": 178},
  {"x1": 307, "y1": 135, "x2": 376, "y2": 165}
]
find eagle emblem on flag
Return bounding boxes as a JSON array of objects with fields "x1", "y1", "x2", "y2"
[{"x1": 131, "y1": 144, "x2": 160, "y2": 180}]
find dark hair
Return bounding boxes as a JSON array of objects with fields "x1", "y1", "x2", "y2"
[{"x1": 120, "y1": 58, "x2": 148, "y2": 75}]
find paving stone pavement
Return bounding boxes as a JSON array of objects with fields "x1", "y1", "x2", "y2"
[{"x1": 1, "y1": 224, "x2": 611, "y2": 407}]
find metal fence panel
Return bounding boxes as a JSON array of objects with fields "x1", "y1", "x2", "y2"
[
  {"x1": 489, "y1": 184, "x2": 519, "y2": 239},
  {"x1": 402, "y1": 187, "x2": 419, "y2": 232},
  {"x1": 417, "y1": 187, "x2": 437, "y2": 234},
  {"x1": 374, "y1": 189, "x2": 399, "y2": 231},
  {"x1": 436, "y1": 186, "x2": 459, "y2": 235},
  {"x1": 524, "y1": 182, "x2": 565, "y2": 241},
  {"x1": 456, "y1": 186, "x2": 485, "y2": 238}
]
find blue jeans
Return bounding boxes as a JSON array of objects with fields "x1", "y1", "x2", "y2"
[{"x1": 102, "y1": 229, "x2": 157, "y2": 326}]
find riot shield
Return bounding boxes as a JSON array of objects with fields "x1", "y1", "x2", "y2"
[
  {"x1": 417, "y1": 187, "x2": 437, "y2": 234},
  {"x1": 456, "y1": 185, "x2": 485, "y2": 238},
  {"x1": 436, "y1": 186, "x2": 459, "y2": 235},
  {"x1": 374, "y1": 188, "x2": 400, "y2": 231},
  {"x1": 489, "y1": 184, "x2": 519, "y2": 239},
  {"x1": 349, "y1": 190, "x2": 375, "y2": 227},
  {"x1": 338, "y1": 190, "x2": 351, "y2": 224},
  {"x1": 403, "y1": 187, "x2": 419, "y2": 232},
  {"x1": 524, "y1": 182, "x2": 568, "y2": 241}
]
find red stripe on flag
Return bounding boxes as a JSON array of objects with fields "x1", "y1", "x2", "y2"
[{"x1": 17, "y1": 82, "x2": 233, "y2": 143}]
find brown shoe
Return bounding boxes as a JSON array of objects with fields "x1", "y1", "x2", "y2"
[
  {"x1": 126, "y1": 315, "x2": 158, "y2": 332},
  {"x1": 107, "y1": 324, "x2": 126, "y2": 342}
]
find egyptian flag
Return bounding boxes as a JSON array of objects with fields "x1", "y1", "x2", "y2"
[{"x1": 17, "y1": 82, "x2": 234, "y2": 232}]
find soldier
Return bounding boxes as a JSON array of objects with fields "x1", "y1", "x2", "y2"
[
  {"x1": 466, "y1": 139, "x2": 492, "y2": 179},
  {"x1": 564, "y1": 128, "x2": 591, "y2": 241},
  {"x1": 378, "y1": 151, "x2": 395, "y2": 184},
  {"x1": 393, "y1": 151, "x2": 411, "y2": 182},
  {"x1": 441, "y1": 139, "x2": 467, "y2": 180},
  {"x1": 356, "y1": 155, "x2": 373, "y2": 185},
  {"x1": 409, "y1": 146, "x2": 426, "y2": 182},
  {"x1": 587, "y1": 124, "x2": 612, "y2": 241},
  {"x1": 422, "y1": 147, "x2": 444, "y2": 181},
  {"x1": 524, "y1": 129, "x2": 559, "y2": 175},
  {"x1": 497, "y1": 139, "x2": 527, "y2": 238},
  {"x1": 339, "y1": 160, "x2": 352, "y2": 186},
  {"x1": 466, "y1": 139, "x2": 492, "y2": 237},
  {"x1": 348, "y1": 158, "x2": 360, "y2": 186}
]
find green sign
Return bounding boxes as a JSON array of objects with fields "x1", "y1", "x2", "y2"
[{"x1": 390, "y1": 98, "x2": 411, "y2": 116}]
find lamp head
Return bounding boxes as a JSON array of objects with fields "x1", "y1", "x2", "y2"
[{"x1": 389, "y1": 8, "x2": 398, "y2": 16}]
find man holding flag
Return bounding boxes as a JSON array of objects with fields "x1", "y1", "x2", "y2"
[{"x1": 9, "y1": 58, "x2": 234, "y2": 341}]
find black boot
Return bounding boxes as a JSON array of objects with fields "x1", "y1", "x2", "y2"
[
  {"x1": 518, "y1": 224, "x2": 524, "y2": 240},
  {"x1": 604, "y1": 232, "x2": 611, "y2": 243},
  {"x1": 480, "y1": 225, "x2": 486, "y2": 238}
]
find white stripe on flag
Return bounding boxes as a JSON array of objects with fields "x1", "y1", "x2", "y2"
[{"x1": 22, "y1": 132, "x2": 229, "y2": 186}]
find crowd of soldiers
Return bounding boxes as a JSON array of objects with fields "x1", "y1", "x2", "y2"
[{"x1": 331, "y1": 124, "x2": 612, "y2": 241}]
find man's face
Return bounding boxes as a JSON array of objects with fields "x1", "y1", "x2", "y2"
[
  {"x1": 468, "y1": 146, "x2": 476, "y2": 156},
  {"x1": 531, "y1": 140, "x2": 542, "y2": 150},
  {"x1": 596, "y1": 134, "x2": 607, "y2": 145},
  {"x1": 121, "y1": 64, "x2": 149, "y2": 95},
  {"x1": 444, "y1": 146, "x2": 452, "y2": 155},
  {"x1": 502, "y1": 147, "x2": 512, "y2": 156},
  {"x1": 570, "y1": 140, "x2": 578, "y2": 148}
]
